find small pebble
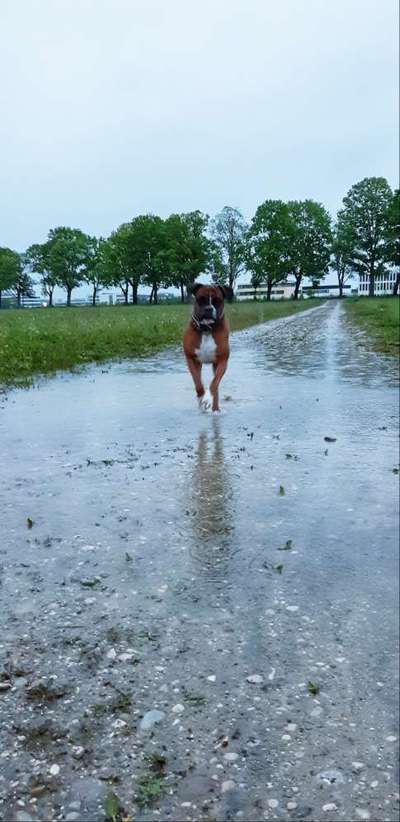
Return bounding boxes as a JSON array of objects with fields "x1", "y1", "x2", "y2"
[
  {"x1": 207, "y1": 675, "x2": 216, "y2": 682},
  {"x1": 323, "y1": 804, "x2": 337, "y2": 813},
  {"x1": 352, "y1": 762, "x2": 365, "y2": 772},
  {"x1": 386, "y1": 735, "x2": 397, "y2": 742},
  {"x1": 49, "y1": 764, "x2": 60, "y2": 776},
  {"x1": 355, "y1": 810, "x2": 370, "y2": 821},
  {"x1": 224, "y1": 752, "x2": 239, "y2": 762},
  {"x1": 172, "y1": 703, "x2": 185, "y2": 714},
  {"x1": 267, "y1": 799, "x2": 279, "y2": 809},
  {"x1": 287, "y1": 802, "x2": 298, "y2": 810},
  {"x1": 311, "y1": 706, "x2": 323, "y2": 717},
  {"x1": 222, "y1": 780, "x2": 236, "y2": 793},
  {"x1": 140, "y1": 710, "x2": 165, "y2": 730},
  {"x1": 246, "y1": 674, "x2": 264, "y2": 685}
]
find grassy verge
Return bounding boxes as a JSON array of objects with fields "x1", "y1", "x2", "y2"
[
  {"x1": 345, "y1": 297, "x2": 399, "y2": 354},
  {"x1": 0, "y1": 299, "x2": 318, "y2": 387}
]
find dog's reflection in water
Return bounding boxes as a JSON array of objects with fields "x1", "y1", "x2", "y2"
[{"x1": 190, "y1": 420, "x2": 233, "y2": 577}]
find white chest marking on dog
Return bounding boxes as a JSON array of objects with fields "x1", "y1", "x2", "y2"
[{"x1": 195, "y1": 333, "x2": 217, "y2": 364}]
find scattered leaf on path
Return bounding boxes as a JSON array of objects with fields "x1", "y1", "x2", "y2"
[
  {"x1": 273, "y1": 564, "x2": 284, "y2": 574},
  {"x1": 104, "y1": 790, "x2": 120, "y2": 822},
  {"x1": 324, "y1": 436, "x2": 337, "y2": 443},
  {"x1": 26, "y1": 517, "x2": 33, "y2": 529},
  {"x1": 307, "y1": 680, "x2": 320, "y2": 696},
  {"x1": 279, "y1": 485, "x2": 285, "y2": 496},
  {"x1": 278, "y1": 539, "x2": 293, "y2": 551}
]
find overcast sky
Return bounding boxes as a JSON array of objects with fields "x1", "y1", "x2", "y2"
[{"x1": 0, "y1": 0, "x2": 398, "y2": 255}]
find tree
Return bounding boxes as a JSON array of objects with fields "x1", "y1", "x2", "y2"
[
  {"x1": 101, "y1": 229, "x2": 133, "y2": 304},
  {"x1": 26, "y1": 242, "x2": 57, "y2": 306},
  {"x1": 246, "y1": 200, "x2": 291, "y2": 300},
  {"x1": 385, "y1": 189, "x2": 400, "y2": 295},
  {"x1": 12, "y1": 254, "x2": 35, "y2": 306},
  {"x1": 0, "y1": 247, "x2": 21, "y2": 308},
  {"x1": 330, "y1": 219, "x2": 355, "y2": 298},
  {"x1": 286, "y1": 200, "x2": 332, "y2": 298},
  {"x1": 209, "y1": 206, "x2": 247, "y2": 290},
  {"x1": 337, "y1": 177, "x2": 393, "y2": 297},
  {"x1": 83, "y1": 237, "x2": 111, "y2": 306},
  {"x1": 165, "y1": 211, "x2": 210, "y2": 302},
  {"x1": 47, "y1": 226, "x2": 91, "y2": 306},
  {"x1": 128, "y1": 215, "x2": 169, "y2": 304}
]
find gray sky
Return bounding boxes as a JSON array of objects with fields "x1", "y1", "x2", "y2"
[{"x1": 1, "y1": 0, "x2": 398, "y2": 255}]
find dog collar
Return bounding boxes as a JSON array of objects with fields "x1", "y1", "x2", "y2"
[{"x1": 191, "y1": 308, "x2": 224, "y2": 331}]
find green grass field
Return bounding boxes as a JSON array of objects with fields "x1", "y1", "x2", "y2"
[
  {"x1": 0, "y1": 299, "x2": 318, "y2": 387},
  {"x1": 345, "y1": 297, "x2": 399, "y2": 354}
]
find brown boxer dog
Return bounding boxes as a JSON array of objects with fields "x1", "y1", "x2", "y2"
[{"x1": 183, "y1": 283, "x2": 233, "y2": 412}]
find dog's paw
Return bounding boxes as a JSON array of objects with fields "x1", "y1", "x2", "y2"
[{"x1": 199, "y1": 390, "x2": 212, "y2": 411}]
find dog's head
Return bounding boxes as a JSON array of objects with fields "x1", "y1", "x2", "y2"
[{"x1": 191, "y1": 283, "x2": 233, "y2": 328}]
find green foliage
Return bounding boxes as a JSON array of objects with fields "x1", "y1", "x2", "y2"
[
  {"x1": 385, "y1": 189, "x2": 400, "y2": 295},
  {"x1": 337, "y1": 177, "x2": 393, "y2": 295},
  {"x1": 330, "y1": 217, "x2": 355, "y2": 296},
  {"x1": 0, "y1": 247, "x2": 21, "y2": 301},
  {"x1": 83, "y1": 236, "x2": 112, "y2": 304},
  {"x1": 165, "y1": 210, "x2": 210, "y2": 300},
  {"x1": 103, "y1": 790, "x2": 121, "y2": 822},
  {"x1": 47, "y1": 226, "x2": 92, "y2": 305},
  {"x1": 209, "y1": 206, "x2": 247, "y2": 289},
  {"x1": 307, "y1": 680, "x2": 320, "y2": 696},
  {"x1": 345, "y1": 297, "x2": 399, "y2": 353},
  {"x1": 136, "y1": 773, "x2": 164, "y2": 807},
  {"x1": 246, "y1": 200, "x2": 291, "y2": 298},
  {"x1": 286, "y1": 200, "x2": 332, "y2": 297},
  {"x1": 0, "y1": 300, "x2": 316, "y2": 386},
  {"x1": 25, "y1": 241, "x2": 58, "y2": 305}
]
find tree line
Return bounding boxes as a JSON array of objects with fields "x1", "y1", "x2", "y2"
[{"x1": 0, "y1": 177, "x2": 398, "y2": 308}]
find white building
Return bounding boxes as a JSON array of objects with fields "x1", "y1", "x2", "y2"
[
  {"x1": 236, "y1": 281, "x2": 298, "y2": 300},
  {"x1": 302, "y1": 283, "x2": 357, "y2": 298},
  {"x1": 358, "y1": 271, "x2": 398, "y2": 296}
]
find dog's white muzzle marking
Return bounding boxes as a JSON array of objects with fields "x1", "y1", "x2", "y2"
[{"x1": 195, "y1": 333, "x2": 217, "y2": 364}]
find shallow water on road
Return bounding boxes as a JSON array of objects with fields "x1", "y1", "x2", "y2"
[{"x1": 0, "y1": 303, "x2": 398, "y2": 822}]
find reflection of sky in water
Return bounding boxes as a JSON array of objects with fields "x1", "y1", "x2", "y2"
[{"x1": 230, "y1": 303, "x2": 398, "y2": 389}]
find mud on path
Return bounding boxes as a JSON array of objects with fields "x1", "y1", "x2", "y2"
[{"x1": 0, "y1": 303, "x2": 398, "y2": 822}]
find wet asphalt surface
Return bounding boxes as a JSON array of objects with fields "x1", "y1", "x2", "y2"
[{"x1": 0, "y1": 302, "x2": 399, "y2": 822}]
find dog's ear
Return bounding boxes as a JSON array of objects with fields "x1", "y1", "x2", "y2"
[
  {"x1": 190, "y1": 283, "x2": 203, "y2": 297},
  {"x1": 217, "y1": 285, "x2": 234, "y2": 302}
]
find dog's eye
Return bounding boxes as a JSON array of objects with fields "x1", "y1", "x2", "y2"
[
  {"x1": 212, "y1": 297, "x2": 222, "y2": 307},
  {"x1": 197, "y1": 296, "x2": 208, "y2": 306}
]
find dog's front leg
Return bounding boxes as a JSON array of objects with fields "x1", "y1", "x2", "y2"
[
  {"x1": 210, "y1": 359, "x2": 228, "y2": 412},
  {"x1": 185, "y1": 356, "x2": 205, "y2": 403}
]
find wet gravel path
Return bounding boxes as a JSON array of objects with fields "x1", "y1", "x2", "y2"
[{"x1": 0, "y1": 303, "x2": 398, "y2": 822}]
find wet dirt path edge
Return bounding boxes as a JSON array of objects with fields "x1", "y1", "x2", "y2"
[{"x1": 0, "y1": 303, "x2": 399, "y2": 822}]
